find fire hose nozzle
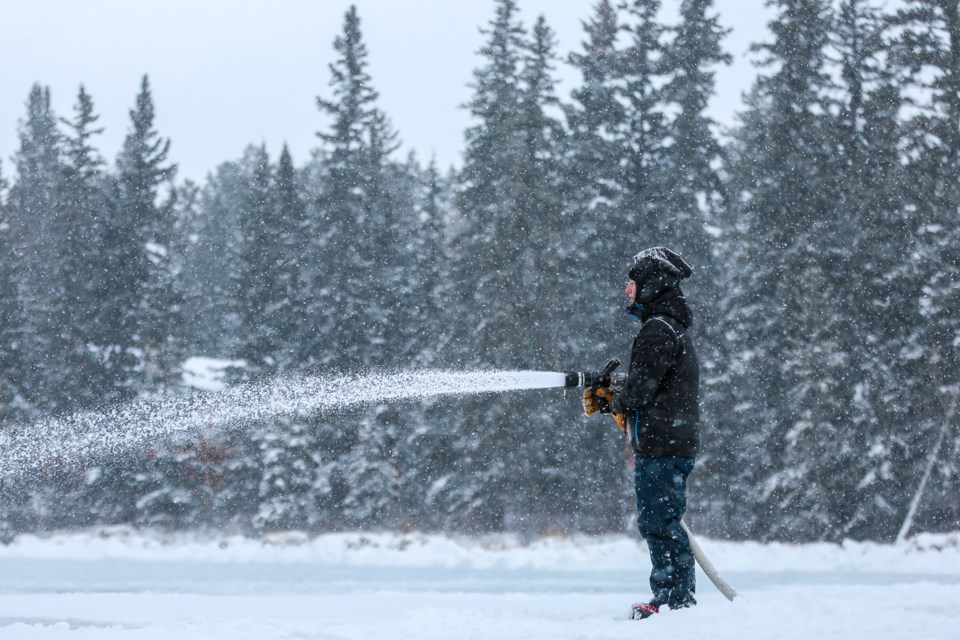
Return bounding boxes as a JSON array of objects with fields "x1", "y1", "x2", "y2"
[{"x1": 563, "y1": 358, "x2": 625, "y2": 389}]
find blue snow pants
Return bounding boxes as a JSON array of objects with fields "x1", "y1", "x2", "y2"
[{"x1": 634, "y1": 456, "x2": 696, "y2": 608}]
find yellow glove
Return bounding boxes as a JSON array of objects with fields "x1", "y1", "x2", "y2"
[
  {"x1": 583, "y1": 388, "x2": 602, "y2": 416},
  {"x1": 595, "y1": 387, "x2": 627, "y2": 432}
]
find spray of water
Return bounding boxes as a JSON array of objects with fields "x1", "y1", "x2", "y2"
[{"x1": 0, "y1": 369, "x2": 567, "y2": 481}]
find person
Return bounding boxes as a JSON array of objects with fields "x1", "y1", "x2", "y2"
[{"x1": 583, "y1": 246, "x2": 700, "y2": 620}]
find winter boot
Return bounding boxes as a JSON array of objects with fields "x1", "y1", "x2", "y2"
[{"x1": 629, "y1": 602, "x2": 660, "y2": 620}]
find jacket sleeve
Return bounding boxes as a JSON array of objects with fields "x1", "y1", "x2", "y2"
[{"x1": 612, "y1": 320, "x2": 678, "y2": 413}]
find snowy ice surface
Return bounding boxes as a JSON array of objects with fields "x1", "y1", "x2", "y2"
[{"x1": 0, "y1": 529, "x2": 957, "y2": 639}]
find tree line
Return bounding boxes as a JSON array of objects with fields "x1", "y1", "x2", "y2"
[{"x1": 1, "y1": 0, "x2": 958, "y2": 543}]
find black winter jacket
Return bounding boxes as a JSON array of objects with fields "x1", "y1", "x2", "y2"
[{"x1": 612, "y1": 289, "x2": 700, "y2": 459}]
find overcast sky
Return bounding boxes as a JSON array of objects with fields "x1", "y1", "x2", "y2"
[{"x1": 1, "y1": 0, "x2": 775, "y2": 184}]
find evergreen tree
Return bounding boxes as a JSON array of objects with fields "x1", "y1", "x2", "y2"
[
  {"x1": 563, "y1": 0, "x2": 631, "y2": 349},
  {"x1": 181, "y1": 161, "x2": 248, "y2": 357},
  {"x1": 722, "y1": 0, "x2": 843, "y2": 540},
  {"x1": 309, "y1": 5, "x2": 409, "y2": 528},
  {"x1": 442, "y1": 0, "x2": 531, "y2": 530},
  {"x1": 253, "y1": 418, "x2": 324, "y2": 531},
  {"x1": 307, "y1": 4, "x2": 399, "y2": 369},
  {"x1": 226, "y1": 145, "x2": 323, "y2": 532},
  {"x1": 455, "y1": 0, "x2": 557, "y2": 369},
  {"x1": 565, "y1": 0, "x2": 626, "y2": 212},
  {"x1": 825, "y1": 0, "x2": 913, "y2": 540},
  {"x1": 889, "y1": 0, "x2": 960, "y2": 536},
  {"x1": 444, "y1": 2, "x2": 575, "y2": 530},
  {"x1": 234, "y1": 144, "x2": 278, "y2": 374},
  {"x1": 616, "y1": 0, "x2": 669, "y2": 230},
  {"x1": 109, "y1": 75, "x2": 182, "y2": 395},
  {"x1": 272, "y1": 144, "x2": 309, "y2": 369},
  {"x1": 0, "y1": 159, "x2": 20, "y2": 426},
  {"x1": 58, "y1": 85, "x2": 113, "y2": 409},
  {"x1": 410, "y1": 159, "x2": 452, "y2": 367},
  {"x1": 169, "y1": 179, "x2": 205, "y2": 353},
  {"x1": 7, "y1": 85, "x2": 71, "y2": 415},
  {"x1": 659, "y1": 0, "x2": 731, "y2": 247}
]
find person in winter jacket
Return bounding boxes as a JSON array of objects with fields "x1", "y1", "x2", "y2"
[{"x1": 584, "y1": 247, "x2": 700, "y2": 619}]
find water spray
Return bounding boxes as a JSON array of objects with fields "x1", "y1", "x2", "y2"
[
  {"x1": 0, "y1": 362, "x2": 644, "y2": 483},
  {"x1": 0, "y1": 369, "x2": 580, "y2": 482}
]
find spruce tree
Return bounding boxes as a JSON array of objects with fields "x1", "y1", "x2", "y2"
[
  {"x1": 889, "y1": 0, "x2": 960, "y2": 536},
  {"x1": 444, "y1": 0, "x2": 530, "y2": 530},
  {"x1": 253, "y1": 419, "x2": 324, "y2": 531},
  {"x1": 59, "y1": 85, "x2": 113, "y2": 409},
  {"x1": 444, "y1": 2, "x2": 577, "y2": 531},
  {"x1": 309, "y1": 5, "x2": 409, "y2": 528},
  {"x1": 659, "y1": 0, "x2": 731, "y2": 246},
  {"x1": 308, "y1": 4, "x2": 400, "y2": 369},
  {"x1": 235, "y1": 144, "x2": 278, "y2": 374},
  {"x1": 272, "y1": 144, "x2": 309, "y2": 370},
  {"x1": 564, "y1": 0, "x2": 631, "y2": 344},
  {"x1": 0, "y1": 159, "x2": 19, "y2": 425},
  {"x1": 721, "y1": 0, "x2": 843, "y2": 540},
  {"x1": 565, "y1": 0, "x2": 625, "y2": 211},
  {"x1": 226, "y1": 145, "x2": 322, "y2": 532},
  {"x1": 7, "y1": 85, "x2": 71, "y2": 415},
  {"x1": 825, "y1": 0, "x2": 913, "y2": 539},
  {"x1": 105, "y1": 76, "x2": 181, "y2": 394},
  {"x1": 616, "y1": 0, "x2": 669, "y2": 229},
  {"x1": 181, "y1": 161, "x2": 248, "y2": 357}
]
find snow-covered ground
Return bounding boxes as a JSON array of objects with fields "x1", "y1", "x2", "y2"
[{"x1": 0, "y1": 529, "x2": 957, "y2": 639}]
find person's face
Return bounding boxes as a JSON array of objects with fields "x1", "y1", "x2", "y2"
[{"x1": 625, "y1": 279, "x2": 637, "y2": 303}]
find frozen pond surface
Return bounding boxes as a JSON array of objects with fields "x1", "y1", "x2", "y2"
[{"x1": 0, "y1": 531, "x2": 957, "y2": 639}]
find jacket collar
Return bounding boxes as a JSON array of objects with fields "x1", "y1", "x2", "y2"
[{"x1": 625, "y1": 288, "x2": 693, "y2": 328}]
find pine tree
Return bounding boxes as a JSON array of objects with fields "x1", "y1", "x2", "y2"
[
  {"x1": 272, "y1": 144, "x2": 309, "y2": 370},
  {"x1": 410, "y1": 159, "x2": 451, "y2": 367},
  {"x1": 888, "y1": 0, "x2": 960, "y2": 536},
  {"x1": 7, "y1": 85, "x2": 72, "y2": 415},
  {"x1": 616, "y1": 0, "x2": 669, "y2": 227},
  {"x1": 110, "y1": 75, "x2": 182, "y2": 394},
  {"x1": 721, "y1": 0, "x2": 844, "y2": 540},
  {"x1": 180, "y1": 160, "x2": 248, "y2": 357},
  {"x1": 443, "y1": 2, "x2": 577, "y2": 531},
  {"x1": 442, "y1": 0, "x2": 530, "y2": 530},
  {"x1": 224, "y1": 145, "x2": 323, "y2": 532},
  {"x1": 235, "y1": 144, "x2": 278, "y2": 374},
  {"x1": 253, "y1": 418, "x2": 324, "y2": 531},
  {"x1": 58, "y1": 85, "x2": 113, "y2": 409},
  {"x1": 309, "y1": 5, "x2": 409, "y2": 528},
  {"x1": 565, "y1": 0, "x2": 626, "y2": 211},
  {"x1": 563, "y1": 0, "x2": 630, "y2": 341},
  {"x1": 0, "y1": 159, "x2": 20, "y2": 425},
  {"x1": 307, "y1": 4, "x2": 401, "y2": 369},
  {"x1": 455, "y1": 0, "x2": 554, "y2": 369},
  {"x1": 824, "y1": 0, "x2": 913, "y2": 540},
  {"x1": 170, "y1": 179, "x2": 206, "y2": 353},
  {"x1": 659, "y1": 0, "x2": 731, "y2": 247}
]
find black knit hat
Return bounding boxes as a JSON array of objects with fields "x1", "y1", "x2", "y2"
[{"x1": 628, "y1": 247, "x2": 692, "y2": 305}]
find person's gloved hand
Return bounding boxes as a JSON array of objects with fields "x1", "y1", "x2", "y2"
[
  {"x1": 582, "y1": 388, "x2": 603, "y2": 416},
  {"x1": 584, "y1": 386, "x2": 614, "y2": 416},
  {"x1": 595, "y1": 387, "x2": 627, "y2": 432}
]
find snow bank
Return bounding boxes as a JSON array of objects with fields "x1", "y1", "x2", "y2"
[
  {"x1": 180, "y1": 357, "x2": 246, "y2": 391},
  {"x1": 2, "y1": 527, "x2": 958, "y2": 575}
]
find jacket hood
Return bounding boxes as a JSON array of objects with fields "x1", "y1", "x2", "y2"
[{"x1": 628, "y1": 247, "x2": 693, "y2": 307}]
